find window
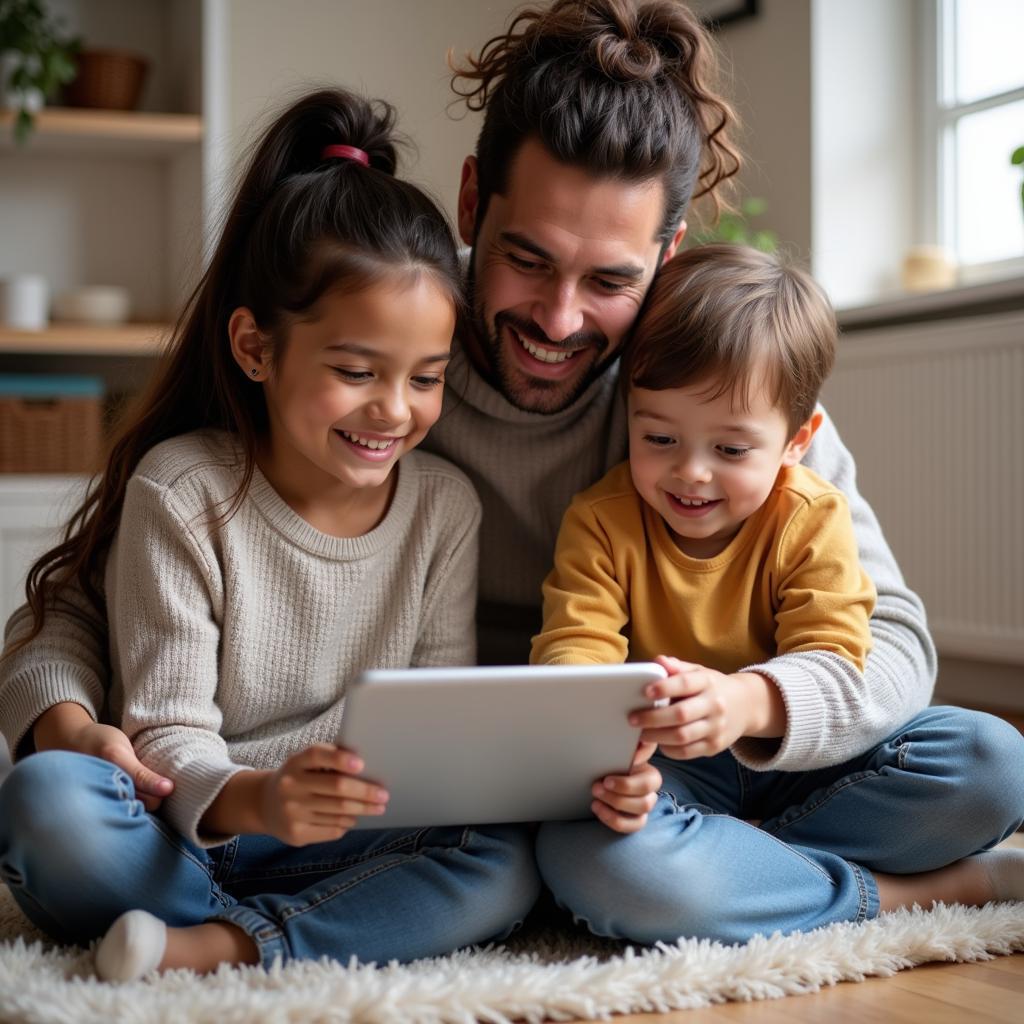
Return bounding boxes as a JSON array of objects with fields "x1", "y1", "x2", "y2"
[{"x1": 929, "y1": 0, "x2": 1024, "y2": 279}]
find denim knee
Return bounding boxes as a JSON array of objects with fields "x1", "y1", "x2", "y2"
[
  {"x1": 954, "y1": 709, "x2": 1024, "y2": 837},
  {"x1": 0, "y1": 751, "x2": 131, "y2": 876},
  {"x1": 536, "y1": 813, "x2": 725, "y2": 945},
  {"x1": 468, "y1": 825, "x2": 541, "y2": 936}
]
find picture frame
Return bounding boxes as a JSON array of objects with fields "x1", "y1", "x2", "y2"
[{"x1": 688, "y1": 0, "x2": 759, "y2": 29}]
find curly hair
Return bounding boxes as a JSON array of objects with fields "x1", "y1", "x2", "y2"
[{"x1": 450, "y1": 0, "x2": 741, "y2": 243}]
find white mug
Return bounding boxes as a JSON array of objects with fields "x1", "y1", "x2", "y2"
[{"x1": 0, "y1": 273, "x2": 49, "y2": 330}]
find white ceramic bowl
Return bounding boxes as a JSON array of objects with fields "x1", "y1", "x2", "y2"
[{"x1": 53, "y1": 286, "x2": 131, "y2": 325}]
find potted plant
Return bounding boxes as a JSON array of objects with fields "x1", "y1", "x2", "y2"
[
  {"x1": 0, "y1": 0, "x2": 79, "y2": 143},
  {"x1": 687, "y1": 195, "x2": 778, "y2": 253},
  {"x1": 1012, "y1": 145, "x2": 1024, "y2": 220}
]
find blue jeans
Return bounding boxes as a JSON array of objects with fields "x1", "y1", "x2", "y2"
[
  {"x1": 0, "y1": 751, "x2": 540, "y2": 966},
  {"x1": 536, "y1": 706, "x2": 1024, "y2": 945}
]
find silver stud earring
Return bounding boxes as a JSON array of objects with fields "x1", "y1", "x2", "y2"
[{"x1": 250, "y1": 367, "x2": 259, "y2": 377}]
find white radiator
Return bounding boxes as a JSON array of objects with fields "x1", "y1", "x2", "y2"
[{"x1": 822, "y1": 310, "x2": 1024, "y2": 665}]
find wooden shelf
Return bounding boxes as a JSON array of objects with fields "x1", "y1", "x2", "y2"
[
  {"x1": 0, "y1": 107, "x2": 202, "y2": 157},
  {"x1": 0, "y1": 323, "x2": 170, "y2": 356}
]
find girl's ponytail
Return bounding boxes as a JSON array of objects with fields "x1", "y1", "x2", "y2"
[{"x1": 10, "y1": 88, "x2": 460, "y2": 656}]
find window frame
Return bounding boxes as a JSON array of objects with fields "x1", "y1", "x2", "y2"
[{"x1": 923, "y1": 0, "x2": 1024, "y2": 283}]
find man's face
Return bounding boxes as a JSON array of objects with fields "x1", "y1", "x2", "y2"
[{"x1": 458, "y1": 138, "x2": 681, "y2": 414}]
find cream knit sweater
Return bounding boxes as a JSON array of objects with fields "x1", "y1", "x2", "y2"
[{"x1": 15, "y1": 431, "x2": 480, "y2": 845}]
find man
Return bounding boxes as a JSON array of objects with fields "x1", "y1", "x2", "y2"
[
  {"x1": 425, "y1": 0, "x2": 1024, "y2": 939},
  {"x1": 3, "y1": 0, "x2": 1022, "y2": 945}
]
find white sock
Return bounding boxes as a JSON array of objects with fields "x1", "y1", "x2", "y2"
[
  {"x1": 95, "y1": 910, "x2": 168, "y2": 982},
  {"x1": 971, "y1": 848, "x2": 1024, "y2": 902}
]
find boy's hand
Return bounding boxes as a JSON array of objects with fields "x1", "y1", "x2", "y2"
[
  {"x1": 630, "y1": 655, "x2": 762, "y2": 760},
  {"x1": 258, "y1": 744, "x2": 389, "y2": 846},
  {"x1": 591, "y1": 740, "x2": 661, "y2": 833}
]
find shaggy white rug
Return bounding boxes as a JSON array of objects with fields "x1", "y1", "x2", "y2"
[{"x1": 1, "y1": 886, "x2": 1023, "y2": 1024}]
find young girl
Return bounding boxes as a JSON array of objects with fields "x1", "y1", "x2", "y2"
[{"x1": 0, "y1": 88, "x2": 538, "y2": 981}]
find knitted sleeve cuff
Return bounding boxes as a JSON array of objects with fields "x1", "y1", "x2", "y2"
[
  {"x1": 0, "y1": 663, "x2": 105, "y2": 759},
  {"x1": 160, "y1": 758, "x2": 250, "y2": 849},
  {"x1": 730, "y1": 658, "x2": 827, "y2": 771}
]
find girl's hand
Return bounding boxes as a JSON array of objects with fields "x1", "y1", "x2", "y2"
[
  {"x1": 258, "y1": 744, "x2": 389, "y2": 846},
  {"x1": 33, "y1": 705, "x2": 174, "y2": 812},
  {"x1": 71, "y1": 722, "x2": 175, "y2": 812},
  {"x1": 629, "y1": 655, "x2": 756, "y2": 760},
  {"x1": 591, "y1": 740, "x2": 661, "y2": 833}
]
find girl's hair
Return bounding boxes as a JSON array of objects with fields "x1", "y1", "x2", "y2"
[
  {"x1": 12, "y1": 88, "x2": 462, "y2": 654},
  {"x1": 624, "y1": 244, "x2": 837, "y2": 435},
  {"x1": 450, "y1": 0, "x2": 740, "y2": 244}
]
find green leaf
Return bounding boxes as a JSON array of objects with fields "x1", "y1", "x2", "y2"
[
  {"x1": 741, "y1": 196, "x2": 767, "y2": 218},
  {"x1": 13, "y1": 107, "x2": 32, "y2": 145},
  {"x1": 1012, "y1": 146, "x2": 1024, "y2": 166}
]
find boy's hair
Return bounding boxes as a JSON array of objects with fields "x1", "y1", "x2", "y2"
[
  {"x1": 450, "y1": 0, "x2": 740, "y2": 244},
  {"x1": 14, "y1": 88, "x2": 461, "y2": 656},
  {"x1": 624, "y1": 244, "x2": 837, "y2": 435}
]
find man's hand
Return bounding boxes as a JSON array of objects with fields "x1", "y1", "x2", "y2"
[
  {"x1": 33, "y1": 704, "x2": 173, "y2": 811},
  {"x1": 629, "y1": 656, "x2": 783, "y2": 760},
  {"x1": 256, "y1": 745, "x2": 390, "y2": 846},
  {"x1": 591, "y1": 740, "x2": 661, "y2": 833}
]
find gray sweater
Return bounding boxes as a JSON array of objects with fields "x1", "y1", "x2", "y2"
[
  {"x1": 3, "y1": 431, "x2": 480, "y2": 844},
  {"x1": 422, "y1": 345, "x2": 937, "y2": 771}
]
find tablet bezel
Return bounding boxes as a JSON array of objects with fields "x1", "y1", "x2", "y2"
[{"x1": 336, "y1": 662, "x2": 667, "y2": 829}]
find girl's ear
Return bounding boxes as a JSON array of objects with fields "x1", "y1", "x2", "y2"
[
  {"x1": 781, "y1": 410, "x2": 823, "y2": 467},
  {"x1": 457, "y1": 156, "x2": 479, "y2": 246},
  {"x1": 228, "y1": 307, "x2": 270, "y2": 380}
]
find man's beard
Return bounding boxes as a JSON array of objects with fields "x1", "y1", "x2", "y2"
[{"x1": 465, "y1": 259, "x2": 619, "y2": 415}]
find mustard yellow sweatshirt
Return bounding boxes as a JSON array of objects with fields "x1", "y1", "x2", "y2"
[{"x1": 532, "y1": 461, "x2": 874, "y2": 674}]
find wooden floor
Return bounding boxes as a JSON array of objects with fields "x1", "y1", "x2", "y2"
[{"x1": 606, "y1": 955, "x2": 1024, "y2": 1022}]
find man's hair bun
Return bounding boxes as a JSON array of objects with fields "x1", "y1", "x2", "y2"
[{"x1": 590, "y1": 32, "x2": 662, "y2": 81}]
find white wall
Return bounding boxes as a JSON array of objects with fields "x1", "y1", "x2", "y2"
[
  {"x1": 811, "y1": 0, "x2": 918, "y2": 308},
  {"x1": 218, "y1": 0, "x2": 517, "y2": 227},
  {"x1": 710, "y1": 0, "x2": 920, "y2": 310},
  {"x1": 707, "y1": 0, "x2": 814, "y2": 259}
]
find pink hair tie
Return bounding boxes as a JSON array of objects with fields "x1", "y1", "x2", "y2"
[{"x1": 321, "y1": 143, "x2": 370, "y2": 167}]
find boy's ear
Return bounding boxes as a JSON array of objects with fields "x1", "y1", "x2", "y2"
[
  {"x1": 228, "y1": 307, "x2": 270, "y2": 380},
  {"x1": 781, "y1": 410, "x2": 823, "y2": 467},
  {"x1": 457, "y1": 156, "x2": 479, "y2": 246}
]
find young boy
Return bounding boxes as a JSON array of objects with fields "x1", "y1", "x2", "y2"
[{"x1": 531, "y1": 243, "x2": 875, "y2": 828}]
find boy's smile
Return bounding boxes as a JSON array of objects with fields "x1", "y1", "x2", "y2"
[{"x1": 628, "y1": 380, "x2": 816, "y2": 559}]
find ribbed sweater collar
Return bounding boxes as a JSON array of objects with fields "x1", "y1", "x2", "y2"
[{"x1": 246, "y1": 452, "x2": 419, "y2": 561}]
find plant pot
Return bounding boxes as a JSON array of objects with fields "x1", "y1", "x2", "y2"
[{"x1": 63, "y1": 49, "x2": 148, "y2": 111}]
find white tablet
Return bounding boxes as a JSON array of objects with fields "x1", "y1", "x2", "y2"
[{"x1": 336, "y1": 662, "x2": 667, "y2": 829}]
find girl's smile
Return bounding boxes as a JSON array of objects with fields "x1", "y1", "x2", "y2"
[
  {"x1": 335, "y1": 429, "x2": 404, "y2": 461},
  {"x1": 240, "y1": 274, "x2": 456, "y2": 534}
]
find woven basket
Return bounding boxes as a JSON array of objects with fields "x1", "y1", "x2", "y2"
[
  {"x1": 0, "y1": 377, "x2": 104, "y2": 474},
  {"x1": 64, "y1": 49, "x2": 149, "y2": 111}
]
